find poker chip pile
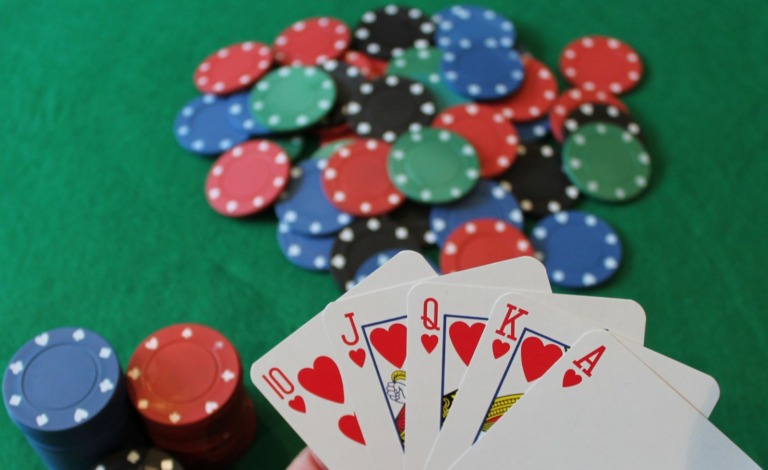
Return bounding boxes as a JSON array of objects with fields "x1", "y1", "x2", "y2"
[
  {"x1": 173, "y1": 4, "x2": 652, "y2": 291},
  {"x1": 2, "y1": 324, "x2": 255, "y2": 470}
]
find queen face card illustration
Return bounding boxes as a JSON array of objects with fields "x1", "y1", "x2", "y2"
[
  {"x1": 321, "y1": 253, "x2": 437, "y2": 470},
  {"x1": 249, "y1": 251, "x2": 431, "y2": 470},
  {"x1": 449, "y1": 330, "x2": 759, "y2": 470}
]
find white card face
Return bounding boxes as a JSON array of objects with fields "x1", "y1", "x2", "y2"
[
  {"x1": 449, "y1": 330, "x2": 759, "y2": 470},
  {"x1": 522, "y1": 292, "x2": 646, "y2": 344},
  {"x1": 249, "y1": 251, "x2": 431, "y2": 470},
  {"x1": 322, "y1": 254, "x2": 437, "y2": 470},
  {"x1": 434, "y1": 256, "x2": 552, "y2": 291},
  {"x1": 251, "y1": 315, "x2": 370, "y2": 470},
  {"x1": 619, "y1": 338, "x2": 720, "y2": 417}
]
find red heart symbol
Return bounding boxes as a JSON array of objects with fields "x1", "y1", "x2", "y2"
[
  {"x1": 492, "y1": 339, "x2": 510, "y2": 359},
  {"x1": 288, "y1": 395, "x2": 306, "y2": 413},
  {"x1": 338, "y1": 414, "x2": 366, "y2": 445},
  {"x1": 449, "y1": 321, "x2": 485, "y2": 366},
  {"x1": 562, "y1": 369, "x2": 582, "y2": 388},
  {"x1": 421, "y1": 334, "x2": 438, "y2": 354},
  {"x1": 298, "y1": 356, "x2": 345, "y2": 404},
  {"x1": 349, "y1": 348, "x2": 366, "y2": 368},
  {"x1": 369, "y1": 323, "x2": 407, "y2": 369},
  {"x1": 521, "y1": 337, "x2": 564, "y2": 383}
]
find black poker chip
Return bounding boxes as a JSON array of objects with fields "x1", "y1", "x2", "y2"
[
  {"x1": 495, "y1": 142, "x2": 580, "y2": 217},
  {"x1": 387, "y1": 201, "x2": 437, "y2": 246},
  {"x1": 93, "y1": 447, "x2": 184, "y2": 470},
  {"x1": 344, "y1": 75, "x2": 436, "y2": 142},
  {"x1": 352, "y1": 5, "x2": 435, "y2": 60},
  {"x1": 562, "y1": 103, "x2": 644, "y2": 143},
  {"x1": 318, "y1": 60, "x2": 368, "y2": 127},
  {"x1": 330, "y1": 216, "x2": 422, "y2": 291}
]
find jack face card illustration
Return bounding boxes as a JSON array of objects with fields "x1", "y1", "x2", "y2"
[
  {"x1": 249, "y1": 251, "x2": 431, "y2": 470},
  {"x1": 449, "y1": 330, "x2": 760, "y2": 470},
  {"x1": 322, "y1": 253, "x2": 437, "y2": 470}
]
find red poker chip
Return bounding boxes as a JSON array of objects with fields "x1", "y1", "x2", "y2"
[
  {"x1": 432, "y1": 104, "x2": 519, "y2": 178},
  {"x1": 126, "y1": 324, "x2": 243, "y2": 427},
  {"x1": 273, "y1": 17, "x2": 351, "y2": 66},
  {"x1": 317, "y1": 122, "x2": 356, "y2": 145},
  {"x1": 321, "y1": 138, "x2": 404, "y2": 216},
  {"x1": 142, "y1": 382, "x2": 247, "y2": 439},
  {"x1": 484, "y1": 57, "x2": 558, "y2": 122},
  {"x1": 342, "y1": 50, "x2": 387, "y2": 79},
  {"x1": 205, "y1": 140, "x2": 290, "y2": 217},
  {"x1": 549, "y1": 88, "x2": 627, "y2": 142},
  {"x1": 440, "y1": 218, "x2": 535, "y2": 274},
  {"x1": 193, "y1": 42, "x2": 272, "y2": 95},
  {"x1": 559, "y1": 36, "x2": 643, "y2": 95},
  {"x1": 172, "y1": 397, "x2": 257, "y2": 468}
]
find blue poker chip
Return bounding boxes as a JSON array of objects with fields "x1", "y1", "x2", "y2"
[
  {"x1": 430, "y1": 180, "x2": 524, "y2": 247},
  {"x1": 531, "y1": 211, "x2": 623, "y2": 289},
  {"x1": 276, "y1": 222, "x2": 336, "y2": 271},
  {"x1": 173, "y1": 94, "x2": 249, "y2": 156},
  {"x1": 3, "y1": 328, "x2": 122, "y2": 437},
  {"x1": 433, "y1": 5, "x2": 516, "y2": 50},
  {"x1": 226, "y1": 91, "x2": 273, "y2": 136},
  {"x1": 516, "y1": 116, "x2": 551, "y2": 144},
  {"x1": 441, "y1": 45, "x2": 524, "y2": 100},
  {"x1": 274, "y1": 159, "x2": 354, "y2": 236}
]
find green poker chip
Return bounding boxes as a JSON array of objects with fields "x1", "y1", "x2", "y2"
[
  {"x1": 388, "y1": 47, "x2": 442, "y2": 77},
  {"x1": 310, "y1": 138, "x2": 356, "y2": 160},
  {"x1": 562, "y1": 122, "x2": 651, "y2": 202},
  {"x1": 388, "y1": 128, "x2": 480, "y2": 203},
  {"x1": 387, "y1": 47, "x2": 469, "y2": 112},
  {"x1": 249, "y1": 66, "x2": 336, "y2": 133}
]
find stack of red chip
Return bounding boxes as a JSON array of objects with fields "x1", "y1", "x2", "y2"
[{"x1": 125, "y1": 324, "x2": 256, "y2": 469}]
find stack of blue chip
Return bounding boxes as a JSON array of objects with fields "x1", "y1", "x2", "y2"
[{"x1": 2, "y1": 327, "x2": 147, "y2": 470}]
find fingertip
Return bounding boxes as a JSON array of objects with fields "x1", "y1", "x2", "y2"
[{"x1": 286, "y1": 447, "x2": 327, "y2": 470}]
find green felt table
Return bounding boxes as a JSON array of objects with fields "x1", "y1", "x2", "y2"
[{"x1": 1, "y1": 0, "x2": 767, "y2": 468}]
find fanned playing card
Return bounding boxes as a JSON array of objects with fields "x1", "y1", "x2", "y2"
[{"x1": 449, "y1": 330, "x2": 759, "y2": 469}]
